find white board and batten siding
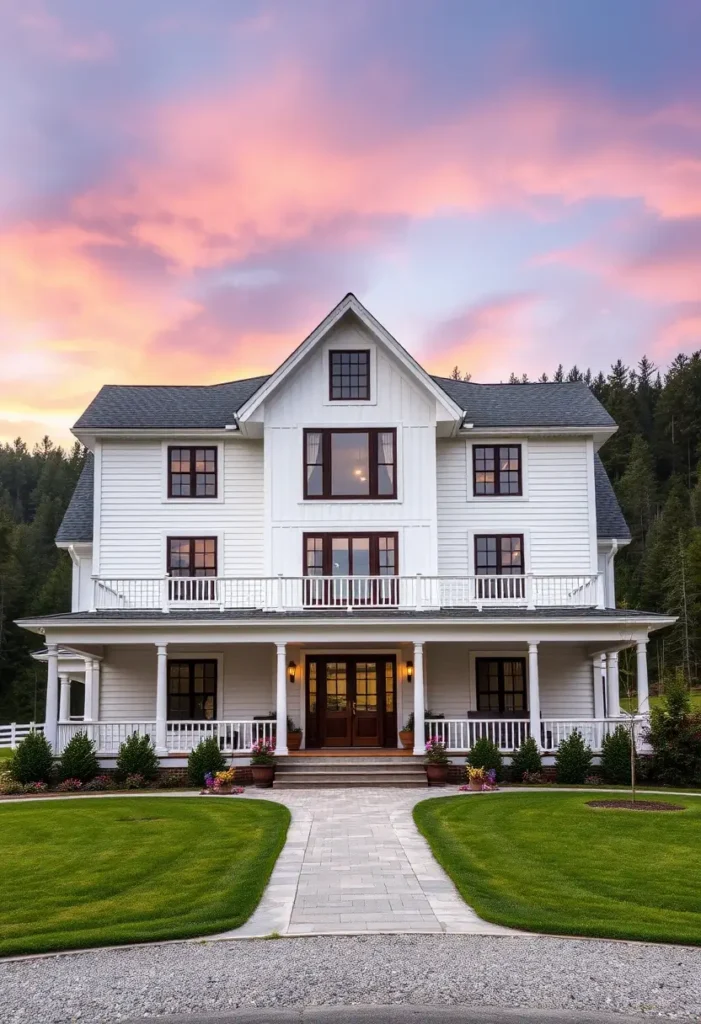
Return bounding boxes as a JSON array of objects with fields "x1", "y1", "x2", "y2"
[
  {"x1": 436, "y1": 437, "x2": 596, "y2": 576},
  {"x1": 97, "y1": 439, "x2": 264, "y2": 578},
  {"x1": 264, "y1": 318, "x2": 439, "y2": 578}
]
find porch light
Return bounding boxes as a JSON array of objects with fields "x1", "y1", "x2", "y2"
[
  {"x1": 406, "y1": 660, "x2": 414, "y2": 683},
  {"x1": 288, "y1": 660, "x2": 297, "y2": 685}
]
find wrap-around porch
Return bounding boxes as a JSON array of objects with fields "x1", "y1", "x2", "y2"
[{"x1": 45, "y1": 633, "x2": 653, "y2": 759}]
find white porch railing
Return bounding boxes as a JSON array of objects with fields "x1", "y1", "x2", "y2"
[
  {"x1": 92, "y1": 573, "x2": 604, "y2": 612},
  {"x1": 425, "y1": 716, "x2": 649, "y2": 754},
  {"x1": 0, "y1": 723, "x2": 44, "y2": 750},
  {"x1": 55, "y1": 720, "x2": 276, "y2": 755}
]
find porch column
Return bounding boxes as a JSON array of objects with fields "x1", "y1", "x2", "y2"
[
  {"x1": 83, "y1": 659, "x2": 94, "y2": 721},
  {"x1": 59, "y1": 675, "x2": 71, "y2": 722},
  {"x1": 636, "y1": 640, "x2": 650, "y2": 715},
  {"x1": 45, "y1": 644, "x2": 59, "y2": 751},
  {"x1": 275, "y1": 642, "x2": 289, "y2": 755},
  {"x1": 592, "y1": 654, "x2": 606, "y2": 719},
  {"x1": 606, "y1": 652, "x2": 620, "y2": 717},
  {"x1": 412, "y1": 642, "x2": 425, "y2": 756},
  {"x1": 155, "y1": 643, "x2": 168, "y2": 754},
  {"x1": 528, "y1": 642, "x2": 542, "y2": 750},
  {"x1": 91, "y1": 659, "x2": 101, "y2": 721}
]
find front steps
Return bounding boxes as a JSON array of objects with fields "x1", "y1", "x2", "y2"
[{"x1": 273, "y1": 755, "x2": 427, "y2": 789}]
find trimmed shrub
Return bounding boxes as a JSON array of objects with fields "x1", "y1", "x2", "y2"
[
  {"x1": 187, "y1": 738, "x2": 226, "y2": 788},
  {"x1": 0, "y1": 779, "x2": 25, "y2": 795},
  {"x1": 468, "y1": 737, "x2": 503, "y2": 781},
  {"x1": 647, "y1": 670, "x2": 701, "y2": 787},
  {"x1": 510, "y1": 736, "x2": 542, "y2": 781},
  {"x1": 600, "y1": 725, "x2": 632, "y2": 784},
  {"x1": 115, "y1": 733, "x2": 159, "y2": 783},
  {"x1": 58, "y1": 731, "x2": 100, "y2": 783},
  {"x1": 55, "y1": 778, "x2": 83, "y2": 792},
  {"x1": 83, "y1": 774, "x2": 116, "y2": 792},
  {"x1": 11, "y1": 731, "x2": 54, "y2": 784},
  {"x1": 554, "y1": 730, "x2": 593, "y2": 784},
  {"x1": 124, "y1": 773, "x2": 146, "y2": 789}
]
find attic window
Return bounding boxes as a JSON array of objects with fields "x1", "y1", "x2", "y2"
[{"x1": 329, "y1": 350, "x2": 370, "y2": 400}]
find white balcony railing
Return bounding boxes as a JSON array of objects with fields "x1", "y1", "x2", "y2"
[
  {"x1": 55, "y1": 720, "x2": 276, "y2": 755},
  {"x1": 91, "y1": 573, "x2": 604, "y2": 613},
  {"x1": 425, "y1": 716, "x2": 649, "y2": 753}
]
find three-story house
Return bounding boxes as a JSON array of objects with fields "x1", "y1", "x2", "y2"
[{"x1": 19, "y1": 294, "x2": 673, "y2": 772}]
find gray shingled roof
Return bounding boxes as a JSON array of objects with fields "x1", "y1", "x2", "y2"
[
  {"x1": 433, "y1": 377, "x2": 616, "y2": 428},
  {"x1": 595, "y1": 454, "x2": 631, "y2": 541},
  {"x1": 54, "y1": 449, "x2": 631, "y2": 544},
  {"x1": 55, "y1": 454, "x2": 94, "y2": 544},
  {"x1": 73, "y1": 376, "x2": 269, "y2": 430}
]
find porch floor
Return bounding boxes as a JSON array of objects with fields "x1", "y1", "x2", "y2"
[{"x1": 289, "y1": 748, "x2": 414, "y2": 758}]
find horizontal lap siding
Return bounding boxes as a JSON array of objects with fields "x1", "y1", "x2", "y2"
[
  {"x1": 100, "y1": 646, "x2": 157, "y2": 719},
  {"x1": 426, "y1": 643, "x2": 470, "y2": 717},
  {"x1": 436, "y1": 438, "x2": 593, "y2": 575},
  {"x1": 539, "y1": 646, "x2": 594, "y2": 719},
  {"x1": 98, "y1": 440, "x2": 264, "y2": 577}
]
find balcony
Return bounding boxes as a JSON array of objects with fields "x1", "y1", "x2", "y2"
[{"x1": 91, "y1": 573, "x2": 605, "y2": 613}]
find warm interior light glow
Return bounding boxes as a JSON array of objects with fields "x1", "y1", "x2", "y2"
[
  {"x1": 288, "y1": 660, "x2": 297, "y2": 684},
  {"x1": 406, "y1": 660, "x2": 414, "y2": 683}
]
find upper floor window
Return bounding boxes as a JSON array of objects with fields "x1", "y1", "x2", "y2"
[
  {"x1": 475, "y1": 534, "x2": 523, "y2": 575},
  {"x1": 304, "y1": 429, "x2": 396, "y2": 499},
  {"x1": 329, "y1": 350, "x2": 370, "y2": 400},
  {"x1": 167, "y1": 537, "x2": 217, "y2": 601},
  {"x1": 473, "y1": 445, "x2": 521, "y2": 496},
  {"x1": 168, "y1": 447, "x2": 217, "y2": 498}
]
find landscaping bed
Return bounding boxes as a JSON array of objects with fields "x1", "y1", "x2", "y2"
[
  {"x1": 0, "y1": 796, "x2": 290, "y2": 957},
  {"x1": 414, "y1": 790, "x2": 701, "y2": 944}
]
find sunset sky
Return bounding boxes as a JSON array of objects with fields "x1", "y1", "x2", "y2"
[{"x1": 1, "y1": 0, "x2": 700, "y2": 446}]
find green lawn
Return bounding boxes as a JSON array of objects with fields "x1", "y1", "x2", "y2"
[
  {"x1": 414, "y1": 791, "x2": 701, "y2": 944},
  {"x1": 0, "y1": 796, "x2": 290, "y2": 957},
  {"x1": 621, "y1": 690, "x2": 701, "y2": 713},
  {"x1": 0, "y1": 748, "x2": 14, "y2": 760}
]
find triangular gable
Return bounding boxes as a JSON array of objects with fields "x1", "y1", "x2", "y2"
[{"x1": 236, "y1": 293, "x2": 465, "y2": 430}]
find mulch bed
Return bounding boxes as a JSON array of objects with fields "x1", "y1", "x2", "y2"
[{"x1": 587, "y1": 799, "x2": 686, "y2": 812}]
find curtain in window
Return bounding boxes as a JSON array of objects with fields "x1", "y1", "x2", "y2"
[
  {"x1": 307, "y1": 432, "x2": 321, "y2": 464},
  {"x1": 380, "y1": 432, "x2": 394, "y2": 464}
]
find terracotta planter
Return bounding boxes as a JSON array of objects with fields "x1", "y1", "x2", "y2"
[
  {"x1": 425, "y1": 763, "x2": 449, "y2": 786},
  {"x1": 469, "y1": 779, "x2": 483, "y2": 792},
  {"x1": 216, "y1": 784, "x2": 233, "y2": 795},
  {"x1": 287, "y1": 732, "x2": 302, "y2": 751},
  {"x1": 398, "y1": 730, "x2": 414, "y2": 750},
  {"x1": 251, "y1": 764, "x2": 275, "y2": 788}
]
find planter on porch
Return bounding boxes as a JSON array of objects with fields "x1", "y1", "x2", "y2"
[
  {"x1": 251, "y1": 765, "x2": 275, "y2": 788},
  {"x1": 399, "y1": 730, "x2": 414, "y2": 750},
  {"x1": 426, "y1": 764, "x2": 449, "y2": 786},
  {"x1": 287, "y1": 732, "x2": 302, "y2": 751}
]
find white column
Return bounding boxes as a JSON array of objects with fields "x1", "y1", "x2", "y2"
[
  {"x1": 59, "y1": 675, "x2": 71, "y2": 722},
  {"x1": 155, "y1": 643, "x2": 168, "y2": 754},
  {"x1": 636, "y1": 640, "x2": 649, "y2": 715},
  {"x1": 45, "y1": 644, "x2": 59, "y2": 751},
  {"x1": 91, "y1": 659, "x2": 101, "y2": 721},
  {"x1": 528, "y1": 642, "x2": 542, "y2": 750},
  {"x1": 592, "y1": 654, "x2": 606, "y2": 719},
  {"x1": 275, "y1": 642, "x2": 289, "y2": 755},
  {"x1": 83, "y1": 659, "x2": 94, "y2": 721},
  {"x1": 606, "y1": 652, "x2": 620, "y2": 717},
  {"x1": 412, "y1": 642, "x2": 425, "y2": 755}
]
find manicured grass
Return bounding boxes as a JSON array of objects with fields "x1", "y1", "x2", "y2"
[
  {"x1": 0, "y1": 748, "x2": 14, "y2": 760},
  {"x1": 414, "y1": 791, "x2": 701, "y2": 944},
  {"x1": 621, "y1": 690, "x2": 701, "y2": 713},
  {"x1": 0, "y1": 796, "x2": 290, "y2": 957}
]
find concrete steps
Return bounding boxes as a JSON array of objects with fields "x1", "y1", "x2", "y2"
[{"x1": 273, "y1": 756, "x2": 427, "y2": 789}]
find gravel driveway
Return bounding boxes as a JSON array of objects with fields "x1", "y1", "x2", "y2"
[{"x1": 2, "y1": 934, "x2": 700, "y2": 1023}]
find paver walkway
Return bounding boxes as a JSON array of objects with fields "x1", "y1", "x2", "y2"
[{"x1": 222, "y1": 788, "x2": 514, "y2": 938}]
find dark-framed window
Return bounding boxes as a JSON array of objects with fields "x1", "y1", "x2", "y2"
[
  {"x1": 168, "y1": 446, "x2": 217, "y2": 498},
  {"x1": 473, "y1": 445, "x2": 522, "y2": 496},
  {"x1": 476, "y1": 658, "x2": 527, "y2": 714},
  {"x1": 329, "y1": 350, "x2": 370, "y2": 400},
  {"x1": 304, "y1": 428, "x2": 396, "y2": 499},
  {"x1": 167, "y1": 537, "x2": 217, "y2": 601},
  {"x1": 474, "y1": 535, "x2": 524, "y2": 576},
  {"x1": 303, "y1": 533, "x2": 398, "y2": 605},
  {"x1": 167, "y1": 660, "x2": 217, "y2": 720}
]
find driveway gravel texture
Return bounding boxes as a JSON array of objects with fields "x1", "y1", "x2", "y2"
[{"x1": 2, "y1": 933, "x2": 700, "y2": 1023}]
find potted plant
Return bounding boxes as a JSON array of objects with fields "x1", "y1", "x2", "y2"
[
  {"x1": 250, "y1": 738, "x2": 277, "y2": 787},
  {"x1": 466, "y1": 765, "x2": 498, "y2": 791},
  {"x1": 287, "y1": 717, "x2": 303, "y2": 752},
  {"x1": 424, "y1": 736, "x2": 450, "y2": 785},
  {"x1": 399, "y1": 713, "x2": 414, "y2": 750}
]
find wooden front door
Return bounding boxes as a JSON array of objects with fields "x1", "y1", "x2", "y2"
[{"x1": 305, "y1": 656, "x2": 397, "y2": 748}]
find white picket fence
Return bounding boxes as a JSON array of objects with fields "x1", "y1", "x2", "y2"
[{"x1": 0, "y1": 723, "x2": 44, "y2": 750}]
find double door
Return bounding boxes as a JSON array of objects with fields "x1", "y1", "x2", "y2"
[{"x1": 305, "y1": 655, "x2": 397, "y2": 747}]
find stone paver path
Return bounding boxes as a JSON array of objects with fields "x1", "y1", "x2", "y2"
[{"x1": 222, "y1": 788, "x2": 514, "y2": 938}]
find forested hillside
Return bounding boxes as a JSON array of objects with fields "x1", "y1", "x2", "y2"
[
  {"x1": 1, "y1": 352, "x2": 701, "y2": 723},
  {"x1": 0, "y1": 440, "x2": 85, "y2": 721}
]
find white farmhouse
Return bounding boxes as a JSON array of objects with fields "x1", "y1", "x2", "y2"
[{"x1": 18, "y1": 294, "x2": 672, "y2": 779}]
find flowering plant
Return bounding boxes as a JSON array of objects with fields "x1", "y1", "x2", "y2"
[
  {"x1": 521, "y1": 770, "x2": 549, "y2": 785},
  {"x1": 23, "y1": 780, "x2": 49, "y2": 794},
  {"x1": 55, "y1": 778, "x2": 83, "y2": 792},
  {"x1": 84, "y1": 774, "x2": 117, "y2": 791},
  {"x1": 250, "y1": 739, "x2": 277, "y2": 766},
  {"x1": 424, "y1": 737, "x2": 450, "y2": 765},
  {"x1": 124, "y1": 773, "x2": 146, "y2": 790},
  {"x1": 465, "y1": 766, "x2": 497, "y2": 791}
]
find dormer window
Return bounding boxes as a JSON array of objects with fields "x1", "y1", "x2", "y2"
[{"x1": 329, "y1": 350, "x2": 370, "y2": 400}]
